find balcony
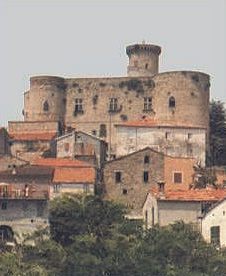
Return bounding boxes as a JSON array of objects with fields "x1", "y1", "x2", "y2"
[{"x1": 0, "y1": 184, "x2": 49, "y2": 200}]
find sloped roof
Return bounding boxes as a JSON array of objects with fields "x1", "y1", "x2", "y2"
[
  {"x1": 9, "y1": 132, "x2": 56, "y2": 141},
  {"x1": 116, "y1": 118, "x2": 206, "y2": 129},
  {"x1": 53, "y1": 167, "x2": 95, "y2": 184},
  {"x1": 32, "y1": 158, "x2": 92, "y2": 168},
  {"x1": 152, "y1": 188, "x2": 226, "y2": 202}
]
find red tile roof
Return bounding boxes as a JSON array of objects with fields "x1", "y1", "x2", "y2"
[
  {"x1": 53, "y1": 167, "x2": 95, "y2": 183},
  {"x1": 116, "y1": 118, "x2": 205, "y2": 129},
  {"x1": 152, "y1": 188, "x2": 226, "y2": 202},
  {"x1": 9, "y1": 132, "x2": 56, "y2": 141},
  {"x1": 32, "y1": 158, "x2": 92, "y2": 168}
]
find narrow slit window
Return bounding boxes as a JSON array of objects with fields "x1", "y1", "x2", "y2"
[{"x1": 43, "y1": 101, "x2": 49, "y2": 112}]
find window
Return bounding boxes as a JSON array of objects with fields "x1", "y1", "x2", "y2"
[
  {"x1": 144, "y1": 155, "x2": 150, "y2": 164},
  {"x1": 173, "y1": 172, "x2": 182, "y2": 184},
  {"x1": 134, "y1": 60, "x2": 138, "y2": 67},
  {"x1": 165, "y1": 132, "x2": 170, "y2": 140},
  {"x1": 122, "y1": 189, "x2": 128, "y2": 195},
  {"x1": 1, "y1": 201, "x2": 7, "y2": 210},
  {"x1": 115, "y1": 171, "x2": 122, "y2": 183},
  {"x1": 64, "y1": 143, "x2": 70, "y2": 152},
  {"x1": 74, "y1": 98, "x2": 83, "y2": 113},
  {"x1": 109, "y1": 98, "x2": 118, "y2": 112},
  {"x1": 210, "y1": 226, "x2": 220, "y2": 246},
  {"x1": 145, "y1": 63, "x2": 148, "y2": 69},
  {"x1": 83, "y1": 184, "x2": 90, "y2": 194},
  {"x1": 53, "y1": 184, "x2": 60, "y2": 193},
  {"x1": 143, "y1": 171, "x2": 149, "y2": 183},
  {"x1": 187, "y1": 133, "x2": 192, "y2": 140},
  {"x1": 144, "y1": 97, "x2": 152, "y2": 111},
  {"x1": 169, "y1": 96, "x2": 176, "y2": 108},
  {"x1": 43, "y1": 101, "x2": 49, "y2": 112},
  {"x1": 99, "y1": 124, "x2": 107, "y2": 137}
]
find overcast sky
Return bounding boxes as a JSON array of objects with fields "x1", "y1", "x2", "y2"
[{"x1": 0, "y1": 0, "x2": 225, "y2": 127}]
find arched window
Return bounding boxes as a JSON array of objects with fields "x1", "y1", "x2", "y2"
[
  {"x1": 169, "y1": 96, "x2": 176, "y2": 108},
  {"x1": 43, "y1": 101, "x2": 49, "y2": 112},
  {"x1": 144, "y1": 155, "x2": 150, "y2": 164}
]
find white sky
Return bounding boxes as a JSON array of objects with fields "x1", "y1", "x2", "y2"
[{"x1": 0, "y1": 0, "x2": 225, "y2": 127}]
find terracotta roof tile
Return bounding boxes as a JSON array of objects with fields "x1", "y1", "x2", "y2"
[
  {"x1": 53, "y1": 167, "x2": 95, "y2": 183},
  {"x1": 32, "y1": 158, "x2": 92, "y2": 168},
  {"x1": 152, "y1": 188, "x2": 226, "y2": 202},
  {"x1": 116, "y1": 118, "x2": 205, "y2": 129},
  {"x1": 9, "y1": 132, "x2": 56, "y2": 141}
]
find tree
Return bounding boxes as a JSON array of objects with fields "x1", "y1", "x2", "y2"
[{"x1": 209, "y1": 100, "x2": 226, "y2": 166}]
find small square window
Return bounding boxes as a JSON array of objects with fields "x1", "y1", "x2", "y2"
[
  {"x1": 143, "y1": 171, "x2": 149, "y2": 183},
  {"x1": 122, "y1": 189, "x2": 128, "y2": 195},
  {"x1": 174, "y1": 172, "x2": 182, "y2": 184},
  {"x1": 115, "y1": 171, "x2": 122, "y2": 183},
  {"x1": 1, "y1": 202, "x2": 7, "y2": 210},
  {"x1": 92, "y1": 130, "x2": 97, "y2": 136}
]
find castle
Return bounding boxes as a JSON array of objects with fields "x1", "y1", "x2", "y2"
[
  {"x1": 3, "y1": 42, "x2": 225, "y2": 245},
  {"x1": 8, "y1": 42, "x2": 210, "y2": 163}
]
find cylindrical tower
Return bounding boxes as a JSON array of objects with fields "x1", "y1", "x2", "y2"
[
  {"x1": 24, "y1": 76, "x2": 66, "y2": 123},
  {"x1": 126, "y1": 43, "x2": 161, "y2": 77}
]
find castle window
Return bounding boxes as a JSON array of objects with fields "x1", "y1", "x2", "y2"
[
  {"x1": 144, "y1": 97, "x2": 152, "y2": 111},
  {"x1": 145, "y1": 63, "x2": 148, "y2": 69},
  {"x1": 99, "y1": 124, "x2": 107, "y2": 137},
  {"x1": 144, "y1": 155, "x2": 150, "y2": 164},
  {"x1": 143, "y1": 171, "x2": 149, "y2": 183},
  {"x1": 122, "y1": 189, "x2": 128, "y2": 195},
  {"x1": 109, "y1": 98, "x2": 118, "y2": 112},
  {"x1": 74, "y1": 98, "x2": 83, "y2": 112},
  {"x1": 173, "y1": 172, "x2": 182, "y2": 184},
  {"x1": 115, "y1": 171, "x2": 122, "y2": 183},
  {"x1": 43, "y1": 101, "x2": 49, "y2": 112},
  {"x1": 169, "y1": 96, "x2": 176, "y2": 108}
]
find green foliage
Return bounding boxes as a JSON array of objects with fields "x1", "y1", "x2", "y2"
[
  {"x1": 1, "y1": 196, "x2": 226, "y2": 275},
  {"x1": 209, "y1": 100, "x2": 226, "y2": 166}
]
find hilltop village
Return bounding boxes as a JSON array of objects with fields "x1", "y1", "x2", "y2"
[{"x1": 0, "y1": 42, "x2": 226, "y2": 246}]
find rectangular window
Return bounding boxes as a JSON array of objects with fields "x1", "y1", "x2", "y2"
[
  {"x1": 144, "y1": 97, "x2": 152, "y2": 111},
  {"x1": 211, "y1": 226, "x2": 220, "y2": 246},
  {"x1": 1, "y1": 201, "x2": 7, "y2": 210},
  {"x1": 173, "y1": 172, "x2": 182, "y2": 184},
  {"x1": 74, "y1": 98, "x2": 83, "y2": 113},
  {"x1": 187, "y1": 133, "x2": 193, "y2": 140},
  {"x1": 143, "y1": 171, "x2": 149, "y2": 183},
  {"x1": 115, "y1": 171, "x2": 122, "y2": 183},
  {"x1": 53, "y1": 184, "x2": 61, "y2": 193},
  {"x1": 83, "y1": 184, "x2": 90, "y2": 193},
  {"x1": 109, "y1": 98, "x2": 118, "y2": 112}
]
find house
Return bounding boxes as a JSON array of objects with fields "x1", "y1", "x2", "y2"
[
  {"x1": 143, "y1": 186, "x2": 226, "y2": 231},
  {"x1": 32, "y1": 157, "x2": 96, "y2": 197},
  {"x1": 201, "y1": 198, "x2": 226, "y2": 247},
  {"x1": 56, "y1": 130, "x2": 107, "y2": 168},
  {"x1": 115, "y1": 118, "x2": 206, "y2": 165},
  {"x1": 0, "y1": 165, "x2": 52, "y2": 240},
  {"x1": 103, "y1": 147, "x2": 196, "y2": 218},
  {"x1": 8, "y1": 121, "x2": 58, "y2": 161}
]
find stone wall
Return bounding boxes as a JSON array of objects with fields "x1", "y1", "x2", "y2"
[
  {"x1": 0, "y1": 199, "x2": 48, "y2": 240},
  {"x1": 116, "y1": 125, "x2": 206, "y2": 164},
  {"x1": 0, "y1": 128, "x2": 10, "y2": 155},
  {"x1": 8, "y1": 121, "x2": 59, "y2": 134},
  {"x1": 103, "y1": 148, "x2": 164, "y2": 217}
]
